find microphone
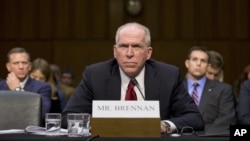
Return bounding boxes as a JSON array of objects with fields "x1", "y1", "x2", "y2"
[{"x1": 131, "y1": 79, "x2": 145, "y2": 100}]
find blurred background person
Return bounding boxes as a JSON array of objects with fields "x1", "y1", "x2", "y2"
[
  {"x1": 30, "y1": 58, "x2": 67, "y2": 113},
  {"x1": 206, "y1": 50, "x2": 224, "y2": 82},
  {"x1": 234, "y1": 64, "x2": 250, "y2": 101},
  {"x1": 0, "y1": 47, "x2": 51, "y2": 119},
  {"x1": 61, "y1": 68, "x2": 75, "y2": 87},
  {"x1": 236, "y1": 80, "x2": 250, "y2": 125},
  {"x1": 50, "y1": 64, "x2": 75, "y2": 101}
]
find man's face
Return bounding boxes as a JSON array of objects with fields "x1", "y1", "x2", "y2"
[
  {"x1": 61, "y1": 73, "x2": 73, "y2": 86},
  {"x1": 185, "y1": 50, "x2": 209, "y2": 80},
  {"x1": 6, "y1": 52, "x2": 31, "y2": 80},
  {"x1": 113, "y1": 27, "x2": 152, "y2": 78},
  {"x1": 206, "y1": 64, "x2": 221, "y2": 81}
]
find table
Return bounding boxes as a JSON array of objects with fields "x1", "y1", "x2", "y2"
[{"x1": 0, "y1": 133, "x2": 229, "y2": 141}]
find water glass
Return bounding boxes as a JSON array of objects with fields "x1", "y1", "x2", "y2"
[
  {"x1": 45, "y1": 113, "x2": 62, "y2": 136},
  {"x1": 67, "y1": 113, "x2": 90, "y2": 137}
]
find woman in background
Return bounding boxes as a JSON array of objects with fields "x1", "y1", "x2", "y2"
[{"x1": 30, "y1": 58, "x2": 67, "y2": 113}]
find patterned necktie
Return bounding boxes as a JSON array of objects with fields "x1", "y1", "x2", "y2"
[
  {"x1": 192, "y1": 82, "x2": 199, "y2": 105},
  {"x1": 125, "y1": 80, "x2": 137, "y2": 100}
]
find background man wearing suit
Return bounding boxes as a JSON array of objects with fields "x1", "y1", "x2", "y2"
[
  {"x1": 62, "y1": 22, "x2": 204, "y2": 133},
  {"x1": 0, "y1": 47, "x2": 51, "y2": 119},
  {"x1": 237, "y1": 80, "x2": 250, "y2": 125},
  {"x1": 206, "y1": 50, "x2": 224, "y2": 82},
  {"x1": 184, "y1": 46, "x2": 235, "y2": 134}
]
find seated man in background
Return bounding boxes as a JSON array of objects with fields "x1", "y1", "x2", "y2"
[
  {"x1": 61, "y1": 68, "x2": 75, "y2": 87},
  {"x1": 0, "y1": 47, "x2": 51, "y2": 119},
  {"x1": 50, "y1": 64, "x2": 75, "y2": 101},
  {"x1": 184, "y1": 46, "x2": 235, "y2": 134},
  {"x1": 62, "y1": 22, "x2": 205, "y2": 133},
  {"x1": 206, "y1": 50, "x2": 224, "y2": 82},
  {"x1": 236, "y1": 80, "x2": 250, "y2": 125}
]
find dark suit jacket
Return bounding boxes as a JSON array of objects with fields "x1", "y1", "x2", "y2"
[
  {"x1": 184, "y1": 79, "x2": 235, "y2": 134},
  {"x1": 237, "y1": 80, "x2": 250, "y2": 125},
  {"x1": 0, "y1": 77, "x2": 51, "y2": 118},
  {"x1": 62, "y1": 59, "x2": 204, "y2": 131}
]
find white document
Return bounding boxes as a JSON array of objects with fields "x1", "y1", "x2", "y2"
[
  {"x1": 25, "y1": 126, "x2": 68, "y2": 135},
  {"x1": 0, "y1": 126, "x2": 68, "y2": 135},
  {"x1": 0, "y1": 129, "x2": 24, "y2": 134}
]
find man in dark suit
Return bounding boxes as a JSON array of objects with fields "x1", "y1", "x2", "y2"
[
  {"x1": 0, "y1": 47, "x2": 51, "y2": 119},
  {"x1": 62, "y1": 22, "x2": 204, "y2": 133},
  {"x1": 237, "y1": 80, "x2": 250, "y2": 125},
  {"x1": 184, "y1": 46, "x2": 235, "y2": 134}
]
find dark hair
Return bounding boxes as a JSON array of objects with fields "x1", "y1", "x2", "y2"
[
  {"x1": 7, "y1": 47, "x2": 31, "y2": 62},
  {"x1": 61, "y1": 68, "x2": 75, "y2": 79},
  {"x1": 187, "y1": 46, "x2": 210, "y2": 62}
]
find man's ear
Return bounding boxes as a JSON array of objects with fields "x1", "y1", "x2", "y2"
[
  {"x1": 185, "y1": 59, "x2": 189, "y2": 68},
  {"x1": 6, "y1": 63, "x2": 11, "y2": 72}
]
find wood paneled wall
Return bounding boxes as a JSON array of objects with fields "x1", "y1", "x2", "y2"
[{"x1": 0, "y1": 0, "x2": 249, "y2": 87}]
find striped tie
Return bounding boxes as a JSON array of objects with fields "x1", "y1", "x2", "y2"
[{"x1": 192, "y1": 83, "x2": 199, "y2": 105}]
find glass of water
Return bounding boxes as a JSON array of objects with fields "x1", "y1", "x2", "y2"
[
  {"x1": 67, "y1": 113, "x2": 90, "y2": 137},
  {"x1": 45, "y1": 113, "x2": 62, "y2": 136}
]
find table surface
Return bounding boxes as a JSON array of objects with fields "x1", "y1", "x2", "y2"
[{"x1": 0, "y1": 133, "x2": 229, "y2": 141}]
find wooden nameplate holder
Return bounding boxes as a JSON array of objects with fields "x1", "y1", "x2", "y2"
[{"x1": 91, "y1": 118, "x2": 161, "y2": 138}]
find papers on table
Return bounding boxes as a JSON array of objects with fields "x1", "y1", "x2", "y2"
[
  {"x1": 25, "y1": 126, "x2": 68, "y2": 135},
  {"x1": 0, "y1": 129, "x2": 24, "y2": 134},
  {"x1": 0, "y1": 126, "x2": 68, "y2": 135}
]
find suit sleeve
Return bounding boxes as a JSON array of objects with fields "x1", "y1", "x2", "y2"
[
  {"x1": 38, "y1": 83, "x2": 52, "y2": 118},
  {"x1": 237, "y1": 80, "x2": 250, "y2": 125},
  {"x1": 208, "y1": 83, "x2": 235, "y2": 133}
]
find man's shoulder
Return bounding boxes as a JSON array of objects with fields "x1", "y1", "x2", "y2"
[
  {"x1": 60, "y1": 84, "x2": 74, "y2": 92},
  {"x1": 0, "y1": 79, "x2": 6, "y2": 85},
  {"x1": 243, "y1": 80, "x2": 250, "y2": 86},
  {"x1": 28, "y1": 78, "x2": 51, "y2": 88},
  {"x1": 206, "y1": 79, "x2": 232, "y2": 90},
  {"x1": 0, "y1": 79, "x2": 7, "y2": 89}
]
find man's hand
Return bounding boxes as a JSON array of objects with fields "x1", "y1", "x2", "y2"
[
  {"x1": 6, "y1": 72, "x2": 21, "y2": 90},
  {"x1": 161, "y1": 121, "x2": 170, "y2": 133}
]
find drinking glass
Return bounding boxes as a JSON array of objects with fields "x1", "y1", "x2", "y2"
[{"x1": 45, "y1": 113, "x2": 62, "y2": 136}]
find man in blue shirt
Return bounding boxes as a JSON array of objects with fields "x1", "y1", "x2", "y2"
[{"x1": 184, "y1": 46, "x2": 235, "y2": 134}]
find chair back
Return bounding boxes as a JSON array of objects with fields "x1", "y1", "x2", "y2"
[{"x1": 0, "y1": 90, "x2": 42, "y2": 130}]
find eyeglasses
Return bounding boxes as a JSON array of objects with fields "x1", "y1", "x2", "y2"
[
  {"x1": 168, "y1": 126, "x2": 194, "y2": 137},
  {"x1": 180, "y1": 126, "x2": 194, "y2": 135}
]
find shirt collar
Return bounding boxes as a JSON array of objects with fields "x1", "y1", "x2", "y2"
[
  {"x1": 120, "y1": 66, "x2": 145, "y2": 90},
  {"x1": 187, "y1": 76, "x2": 207, "y2": 89},
  {"x1": 20, "y1": 76, "x2": 29, "y2": 89}
]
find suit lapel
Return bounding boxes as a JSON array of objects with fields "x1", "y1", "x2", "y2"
[
  {"x1": 144, "y1": 63, "x2": 160, "y2": 100},
  {"x1": 23, "y1": 77, "x2": 34, "y2": 91},
  {"x1": 198, "y1": 79, "x2": 214, "y2": 113},
  {"x1": 105, "y1": 62, "x2": 121, "y2": 100},
  {"x1": 105, "y1": 76, "x2": 121, "y2": 100}
]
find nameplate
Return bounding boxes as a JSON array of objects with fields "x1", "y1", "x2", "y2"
[
  {"x1": 230, "y1": 125, "x2": 250, "y2": 140},
  {"x1": 92, "y1": 100, "x2": 160, "y2": 118},
  {"x1": 91, "y1": 100, "x2": 161, "y2": 137}
]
